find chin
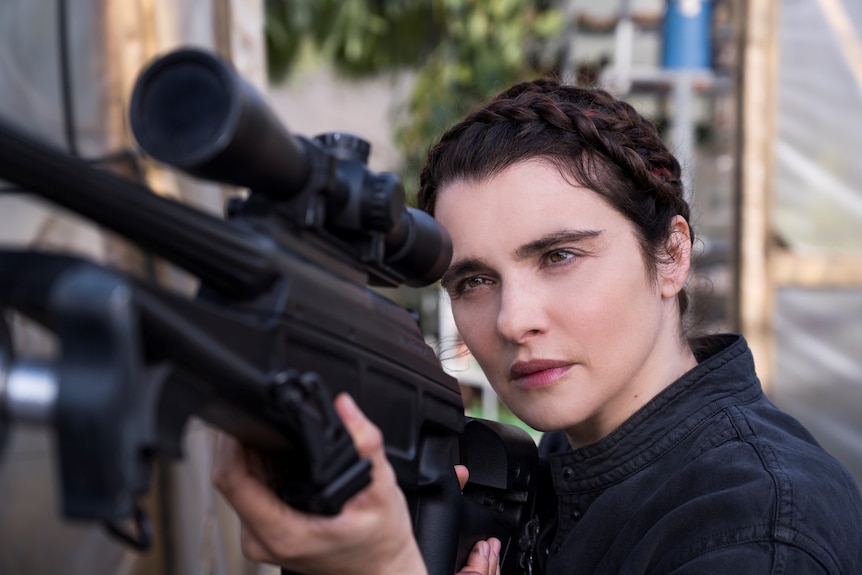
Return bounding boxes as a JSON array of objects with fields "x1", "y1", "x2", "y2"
[
  {"x1": 497, "y1": 391, "x2": 580, "y2": 433},
  {"x1": 509, "y1": 409, "x2": 567, "y2": 434}
]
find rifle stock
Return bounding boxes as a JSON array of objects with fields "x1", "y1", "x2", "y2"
[{"x1": 0, "y1": 48, "x2": 539, "y2": 574}]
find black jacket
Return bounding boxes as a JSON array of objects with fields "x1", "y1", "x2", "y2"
[{"x1": 535, "y1": 334, "x2": 862, "y2": 574}]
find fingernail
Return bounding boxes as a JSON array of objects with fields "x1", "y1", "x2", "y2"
[
  {"x1": 491, "y1": 538, "x2": 501, "y2": 557},
  {"x1": 336, "y1": 393, "x2": 359, "y2": 424}
]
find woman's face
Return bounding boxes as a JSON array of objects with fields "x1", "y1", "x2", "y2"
[{"x1": 435, "y1": 160, "x2": 694, "y2": 446}]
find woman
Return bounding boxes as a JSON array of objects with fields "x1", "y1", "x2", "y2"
[{"x1": 214, "y1": 79, "x2": 862, "y2": 574}]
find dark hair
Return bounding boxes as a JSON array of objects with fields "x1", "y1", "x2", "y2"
[{"x1": 417, "y1": 78, "x2": 695, "y2": 320}]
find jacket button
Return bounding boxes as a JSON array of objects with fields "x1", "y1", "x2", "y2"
[
  {"x1": 562, "y1": 466, "x2": 575, "y2": 480},
  {"x1": 571, "y1": 509, "x2": 582, "y2": 520}
]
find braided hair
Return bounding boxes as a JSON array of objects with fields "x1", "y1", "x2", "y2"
[{"x1": 418, "y1": 78, "x2": 695, "y2": 319}]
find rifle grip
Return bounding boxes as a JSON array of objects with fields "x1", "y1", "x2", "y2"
[{"x1": 411, "y1": 466, "x2": 463, "y2": 575}]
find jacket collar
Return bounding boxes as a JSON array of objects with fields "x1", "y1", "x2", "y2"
[{"x1": 548, "y1": 334, "x2": 762, "y2": 492}]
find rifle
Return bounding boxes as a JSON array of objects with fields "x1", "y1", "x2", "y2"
[{"x1": 0, "y1": 48, "x2": 539, "y2": 574}]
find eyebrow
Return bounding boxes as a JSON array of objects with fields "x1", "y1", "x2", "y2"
[
  {"x1": 440, "y1": 258, "x2": 487, "y2": 290},
  {"x1": 514, "y1": 228, "x2": 602, "y2": 259},
  {"x1": 440, "y1": 228, "x2": 602, "y2": 289}
]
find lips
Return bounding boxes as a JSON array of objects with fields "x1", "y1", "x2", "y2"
[{"x1": 509, "y1": 359, "x2": 573, "y2": 388}]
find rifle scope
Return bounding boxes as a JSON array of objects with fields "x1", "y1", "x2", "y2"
[{"x1": 129, "y1": 48, "x2": 451, "y2": 287}]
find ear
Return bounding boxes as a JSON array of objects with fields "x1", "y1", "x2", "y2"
[{"x1": 660, "y1": 215, "x2": 692, "y2": 299}]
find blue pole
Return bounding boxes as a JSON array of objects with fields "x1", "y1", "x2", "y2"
[{"x1": 662, "y1": 0, "x2": 714, "y2": 69}]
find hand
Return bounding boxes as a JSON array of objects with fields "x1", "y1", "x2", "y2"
[
  {"x1": 212, "y1": 393, "x2": 427, "y2": 575},
  {"x1": 456, "y1": 538, "x2": 501, "y2": 575},
  {"x1": 452, "y1": 467, "x2": 501, "y2": 575}
]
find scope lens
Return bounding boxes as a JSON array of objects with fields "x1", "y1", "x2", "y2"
[
  {"x1": 384, "y1": 208, "x2": 452, "y2": 287},
  {"x1": 132, "y1": 56, "x2": 233, "y2": 166}
]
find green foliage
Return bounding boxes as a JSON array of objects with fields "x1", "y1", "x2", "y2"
[
  {"x1": 266, "y1": 1, "x2": 443, "y2": 81},
  {"x1": 396, "y1": 2, "x2": 564, "y2": 195},
  {"x1": 265, "y1": 0, "x2": 564, "y2": 199}
]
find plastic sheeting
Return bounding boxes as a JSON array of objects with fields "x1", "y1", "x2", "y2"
[
  {"x1": 774, "y1": 0, "x2": 862, "y2": 253},
  {"x1": 772, "y1": 0, "x2": 862, "y2": 486},
  {"x1": 773, "y1": 288, "x2": 862, "y2": 480}
]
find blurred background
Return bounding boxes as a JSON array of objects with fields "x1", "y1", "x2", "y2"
[{"x1": 0, "y1": 0, "x2": 860, "y2": 573}]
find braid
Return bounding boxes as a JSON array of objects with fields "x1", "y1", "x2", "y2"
[
  {"x1": 418, "y1": 77, "x2": 695, "y2": 319},
  {"x1": 420, "y1": 80, "x2": 687, "y2": 224}
]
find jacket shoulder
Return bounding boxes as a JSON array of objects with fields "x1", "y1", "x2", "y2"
[{"x1": 684, "y1": 400, "x2": 862, "y2": 573}]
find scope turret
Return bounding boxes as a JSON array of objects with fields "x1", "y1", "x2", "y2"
[{"x1": 130, "y1": 48, "x2": 451, "y2": 287}]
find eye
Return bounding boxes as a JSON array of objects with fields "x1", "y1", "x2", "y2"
[
  {"x1": 546, "y1": 249, "x2": 576, "y2": 264},
  {"x1": 446, "y1": 275, "x2": 493, "y2": 298},
  {"x1": 462, "y1": 275, "x2": 494, "y2": 292}
]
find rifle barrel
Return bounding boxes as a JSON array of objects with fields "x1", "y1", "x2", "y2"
[{"x1": 0, "y1": 118, "x2": 277, "y2": 298}]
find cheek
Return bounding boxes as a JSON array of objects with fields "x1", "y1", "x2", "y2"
[
  {"x1": 567, "y1": 270, "x2": 661, "y2": 363},
  {"x1": 542, "y1": 264, "x2": 658, "y2": 357},
  {"x1": 451, "y1": 303, "x2": 497, "y2": 365}
]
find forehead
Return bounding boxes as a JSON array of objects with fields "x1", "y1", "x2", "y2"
[{"x1": 434, "y1": 160, "x2": 625, "y2": 255}]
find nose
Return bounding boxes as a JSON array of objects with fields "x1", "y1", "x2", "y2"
[{"x1": 496, "y1": 279, "x2": 548, "y2": 343}]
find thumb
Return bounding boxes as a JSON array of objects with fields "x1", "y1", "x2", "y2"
[{"x1": 455, "y1": 465, "x2": 470, "y2": 490}]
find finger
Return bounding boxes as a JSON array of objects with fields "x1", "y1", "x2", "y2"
[
  {"x1": 455, "y1": 465, "x2": 470, "y2": 490},
  {"x1": 333, "y1": 393, "x2": 401, "y2": 505},
  {"x1": 212, "y1": 433, "x2": 305, "y2": 546},
  {"x1": 488, "y1": 538, "x2": 501, "y2": 575},
  {"x1": 243, "y1": 443, "x2": 272, "y2": 483},
  {"x1": 212, "y1": 433, "x2": 261, "y2": 495},
  {"x1": 334, "y1": 393, "x2": 385, "y2": 464},
  {"x1": 212, "y1": 434, "x2": 277, "y2": 552},
  {"x1": 240, "y1": 523, "x2": 271, "y2": 563},
  {"x1": 457, "y1": 539, "x2": 500, "y2": 575}
]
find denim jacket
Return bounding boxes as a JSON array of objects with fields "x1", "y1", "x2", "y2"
[{"x1": 535, "y1": 334, "x2": 862, "y2": 574}]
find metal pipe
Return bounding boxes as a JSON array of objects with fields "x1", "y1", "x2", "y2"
[{"x1": 0, "y1": 354, "x2": 58, "y2": 424}]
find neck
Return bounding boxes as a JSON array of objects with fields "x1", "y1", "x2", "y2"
[{"x1": 565, "y1": 329, "x2": 698, "y2": 449}]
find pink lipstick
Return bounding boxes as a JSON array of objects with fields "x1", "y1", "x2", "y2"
[{"x1": 509, "y1": 359, "x2": 572, "y2": 389}]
